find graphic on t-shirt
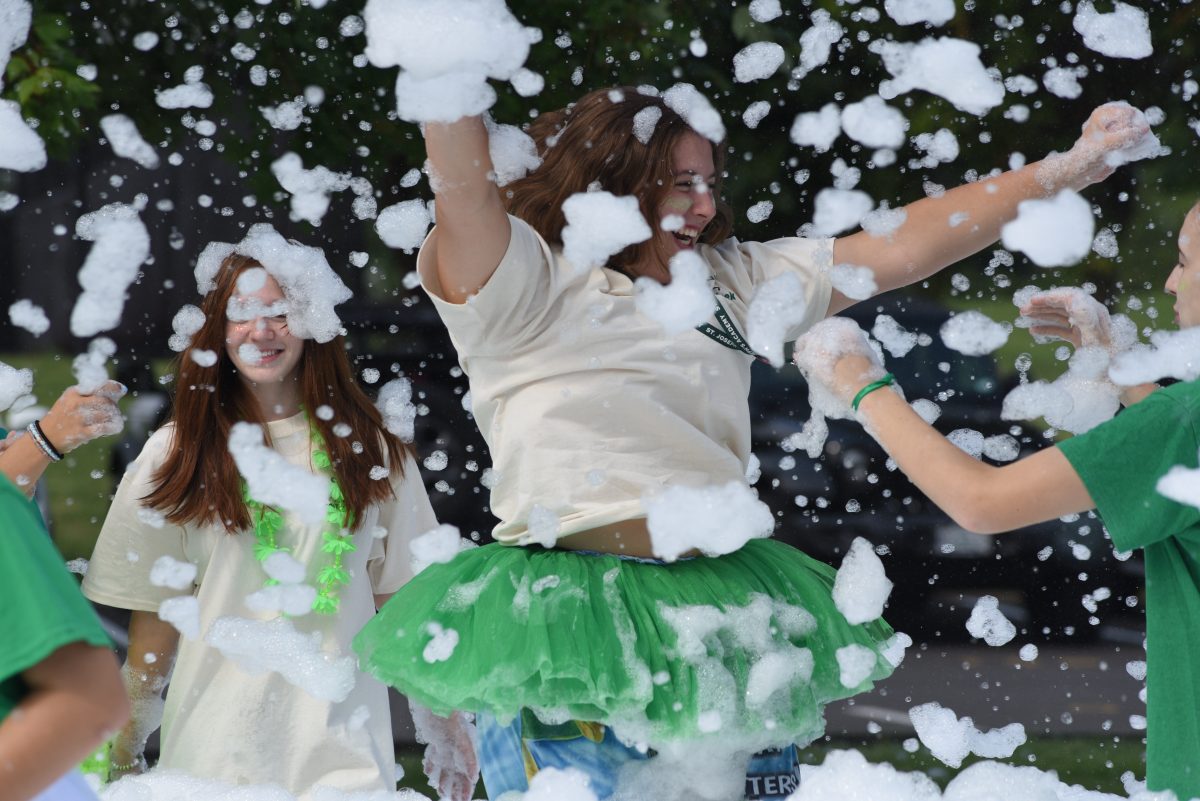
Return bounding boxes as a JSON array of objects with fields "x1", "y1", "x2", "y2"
[{"x1": 696, "y1": 275, "x2": 755, "y2": 356}]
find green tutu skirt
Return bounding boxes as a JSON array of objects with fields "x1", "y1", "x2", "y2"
[{"x1": 354, "y1": 538, "x2": 896, "y2": 750}]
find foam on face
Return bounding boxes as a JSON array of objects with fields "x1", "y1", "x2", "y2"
[{"x1": 195, "y1": 224, "x2": 351, "y2": 343}]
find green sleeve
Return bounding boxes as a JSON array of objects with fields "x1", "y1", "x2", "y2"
[
  {"x1": 0, "y1": 476, "x2": 111, "y2": 687},
  {"x1": 1058, "y1": 382, "x2": 1200, "y2": 552}
]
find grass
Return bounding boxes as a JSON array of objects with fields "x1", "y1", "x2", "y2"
[{"x1": 394, "y1": 736, "x2": 1145, "y2": 797}]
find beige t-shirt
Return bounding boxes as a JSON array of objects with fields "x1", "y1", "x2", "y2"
[
  {"x1": 419, "y1": 215, "x2": 833, "y2": 544},
  {"x1": 82, "y1": 413, "x2": 436, "y2": 795}
]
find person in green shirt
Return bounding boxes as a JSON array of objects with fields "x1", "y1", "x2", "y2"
[
  {"x1": 0, "y1": 382, "x2": 129, "y2": 801},
  {"x1": 792, "y1": 200, "x2": 1200, "y2": 800}
]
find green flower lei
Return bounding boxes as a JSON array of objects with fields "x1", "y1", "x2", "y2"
[{"x1": 242, "y1": 423, "x2": 356, "y2": 615}]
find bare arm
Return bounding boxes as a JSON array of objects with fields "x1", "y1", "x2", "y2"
[
  {"x1": 827, "y1": 103, "x2": 1150, "y2": 317},
  {"x1": 854, "y1": 375, "x2": 1096, "y2": 534},
  {"x1": 423, "y1": 117, "x2": 512, "y2": 304},
  {"x1": 0, "y1": 642, "x2": 129, "y2": 801},
  {"x1": 829, "y1": 161, "x2": 1060, "y2": 316},
  {"x1": 108, "y1": 610, "x2": 180, "y2": 777}
]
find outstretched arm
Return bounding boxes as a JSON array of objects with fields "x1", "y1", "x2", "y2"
[
  {"x1": 422, "y1": 117, "x2": 512, "y2": 304},
  {"x1": 793, "y1": 322, "x2": 1096, "y2": 534},
  {"x1": 827, "y1": 103, "x2": 1150, "y2": 316},
  {"x1": 854, "y1": 382, "x2": 1095, "y2": 533}
]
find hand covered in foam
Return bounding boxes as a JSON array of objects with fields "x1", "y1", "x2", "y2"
[
  {"x1": 793, "y1": 317, "x2": 889, "y2": 417},
  {"x1": 1016, "y1": 287, "x2": 1137, "y2": 354},
  {"x1": 1049, "y1": 102, "x2": 1159, "y2": 191},
  {"x1": 40, "y1": 381, "x2": 126, "y2": 454}
]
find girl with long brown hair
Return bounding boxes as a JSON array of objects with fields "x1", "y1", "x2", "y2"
[
  {"x1": 81, "y1": 240, "x2": 476, "y2": 797},
  {"x1": 353, "y1": 85, "x2": 1148, "y2": 801}
]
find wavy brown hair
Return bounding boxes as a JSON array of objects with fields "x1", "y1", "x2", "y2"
[
  {"x1": 503, "y1": 86, "x2": 735, "y2": 273},
  {"x1": 142, "y1": 253, "x2": 413, "y2": 533}
]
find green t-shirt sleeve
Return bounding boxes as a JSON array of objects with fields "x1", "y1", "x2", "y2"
[
  {"x1": 0, "y1": 476, "x2": 111, "y2": 686},
  {"x1": 1058, "y1": 384, "x2": 1200, "y2": 552}
]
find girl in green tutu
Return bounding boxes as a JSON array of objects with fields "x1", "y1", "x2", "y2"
[{"x1": 354, "y1": 86, "x2": 1147, "y2": 800}]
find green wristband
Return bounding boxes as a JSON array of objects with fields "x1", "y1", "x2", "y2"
[{"x1": 851, "y1": 372, "x2": 895, "y2": 412}]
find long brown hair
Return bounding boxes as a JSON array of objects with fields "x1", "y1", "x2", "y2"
[
  {"x1": 504, "y1": 86, "x2": 734, "y2": 273},
  {"x1": 143, "y1": 253, "x2": 413, "y2": 533}
]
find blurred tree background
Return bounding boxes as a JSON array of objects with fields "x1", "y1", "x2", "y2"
[{"x1": 3, "y1": 0, "x2": 1196, "y2": 333}]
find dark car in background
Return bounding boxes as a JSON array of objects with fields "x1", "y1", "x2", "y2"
[{"x1": 749, "y1": 295, "x2": 1143, "y2": 641}]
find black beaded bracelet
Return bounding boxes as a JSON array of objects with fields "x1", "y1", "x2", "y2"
[{"x1": 27, "y1": 420, "x2": 63, "y2": 462}]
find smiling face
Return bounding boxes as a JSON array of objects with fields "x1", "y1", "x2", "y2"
[
  {"x1": 1165, "y1": 204, "x2": 1200, "y2": 329},
  {"x1": 626, "y1": 130, "x2": 719, "y2": 283},
  {"x1": 224, "y1": 270, "x2": 304, "y2": 407}
]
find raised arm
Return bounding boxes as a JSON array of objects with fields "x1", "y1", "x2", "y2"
[
  {"x1": 827, "y1": 103, "x2": 1150, "y2": 316},
  {"x1": 793, "y1": 320, "x2": 1096, "y2": 534},
  {"x1": 422, "y1": 117, "x2": 512, "y2": 304},
  {"x1": 108, "y1": 610, "x2": 180, "y2": 778}
]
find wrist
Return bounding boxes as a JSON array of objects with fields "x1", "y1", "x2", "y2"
[
  {"x1": 26, "y1": 421, "x2": 64, "y2": 462},
  {"x1": 851, "y1": 373, "x2": 895, "y2": 412}
]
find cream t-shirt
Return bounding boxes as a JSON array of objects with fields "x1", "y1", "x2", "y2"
[
  {"x1": 82, "y1": 413, "x2": 436, "y2": 795},
  {"x1": 419, "y1": 215, "x2": 833, "y2": 544}
]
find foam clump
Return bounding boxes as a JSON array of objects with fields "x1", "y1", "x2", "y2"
[
  {"x1": 1073, "y1": 0, "x2": 1153, "y2": 60},
  {"x1": 8, "y1": 299, "x2": 49, "y2": 336},
  {"x1": 70, "y1": 203, "x2": 151, "y2": 338},
  {"x1": 662, "y1": 83, "x2": 726, "y2": 143},
  {"x1": 965, "y1": 595, "x2": 1016, "y2": 646},
  {"x1": 149, "y1": 556, "x2": 197, "y2": 591},
  {"x1": 229, "y1": 422, "x2": 330, "y2": 526},
  {"x1": 155, "y1": 67, "x2": 214, "y2": 109},
  {"x1": 270, "y1": 152, "x2": 351, "y2": 226},
  {"x1": 644, "y1": 481, "x2": 774, "y2": 562},
  {"x1": 875, "y1": 37, "x2": 1005, "y2": 116},
  {"x1": 205, "y1": 616, "x2": 357, "y2": 702},
  {"x1": 377, "y1": 378, "x2": 417, "y2": 442},
  {"x1": 561, "y1": 191, "x2": 651, "y2": 270},
  {"x1": 833, "y1": 537, "x2": 893, "y2": 624},
  {"x1": 733, "y1": 41, "x2": 785, "y2": 83},
  {"x1": 363, "y1": 0, "x2": 536, "y2": 122},
  {"x1": 100, "y1": 114, "x2": 160, "y2": 168},
  {"x1": 872, "y1": 314, "x2": 918, "y2": 358},
  {"x1": 1001, "y1": 190, "x2": 1094, "y2": 268},
  {"x1": 486, "y1": 117, "x2": 541, "y2": 186},
  {"x1": 884, "y1": 0, "x2": 955, "y2": 26},
  {"x1": 0, "y1": 361, "x2": 33, "y2": 412},
  {"x1": 195, "y1": 224, "x2": 352, "y2": 343},
  {"x1": 811, "y1": 188, "x2": 874, "y2": 237},
  {"x1": 0, "y1": 100, "x2": 46, "y2": 172},
  {"x1": 376, "y1": 200, "x2": 432, "y2": 254},
  {"x1": 634, "y1": 251, "x2": 714, "y2": 336},
  {"x1": 411, "y1": 524, "x2": 471, "y2": 574},
  {"x1": 910, "y1": 702, "x2": 1026, "y2": 768},
  {"x1": 747, "y1": 271, "x2": 812, "y2": 367},
  {"x1": 168, "y1": 304, "x2": 206, "y2": 352},
  {"x1": 792, "y1": 749, "x2": 941, "y2": 800},
  {"x1": 940, "y1": 310, "x2": 1009, "y2": 356},
  {"x1": 1110, "y1": 328, "x2": 1200, "y2": 385},
  {"x1": 841, "y1": 95, "x2": 908, "y2": 149},
  {"x1": 790, "y1": 103, "x2": 842, "y2": 153}
]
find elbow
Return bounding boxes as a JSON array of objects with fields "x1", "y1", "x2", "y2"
[{"x1": 941, "y1": 490, "x2": 1010, "y2": 536}]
